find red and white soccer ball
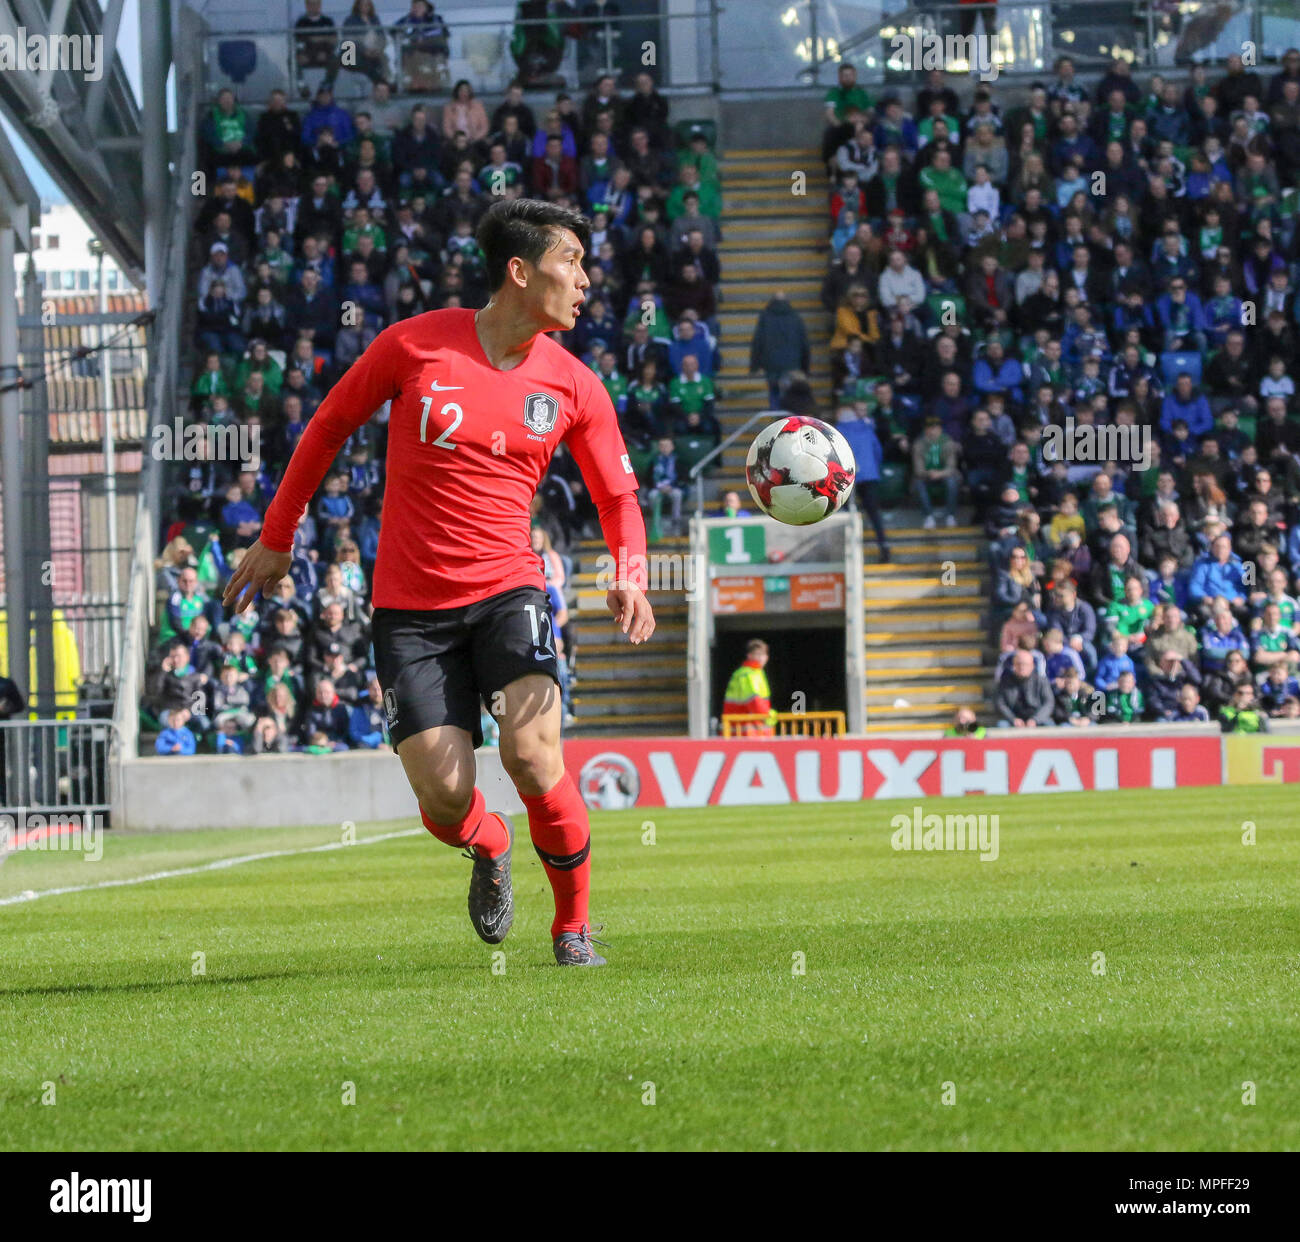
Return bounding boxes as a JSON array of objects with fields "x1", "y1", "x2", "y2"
[{"x1": 744, "y1": 416, "x2": 856, "y2": 525}]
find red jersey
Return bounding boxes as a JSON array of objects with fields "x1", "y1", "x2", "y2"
[{"x1": 261, "y1": 308, "x2": 641, "y2": 610}]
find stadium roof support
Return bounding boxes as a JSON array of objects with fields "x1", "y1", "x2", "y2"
[
  {"x1": 0, "y1": 121, "x2": 40, "y2": 703},
  {"x1": 0, "y1": 0, "x2": 178, "y2": 286}
]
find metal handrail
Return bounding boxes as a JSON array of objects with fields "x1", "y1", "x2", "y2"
[
  {"x1": 688, "y1": 407, "x2": 773, "y2": 516},
  {"x1": 797, "y1": 4, "x2": 923, "y2": 82}
]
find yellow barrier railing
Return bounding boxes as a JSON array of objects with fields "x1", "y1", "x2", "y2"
[{"x1": 721, "y1": 711, "x2": 846, "y2": 738}]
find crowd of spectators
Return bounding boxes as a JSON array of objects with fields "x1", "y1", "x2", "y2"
[
  {"x1": 810, "y1": 53, "x2": 1300, "y2": 730},
  {"x1": 152, "y1": 37, "x2": 717, "y2": 754}
]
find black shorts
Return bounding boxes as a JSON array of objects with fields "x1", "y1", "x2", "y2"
[{"x1": 371, "y1": 585, "x2": 561, "y2": 748}]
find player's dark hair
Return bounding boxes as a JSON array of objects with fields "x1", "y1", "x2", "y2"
[
  {"x1": 477, "y1": 199, "x2": 591, "y2": 292},
  {"x1": 746, "y1": 639, "x2": 769, "y2": 657}
]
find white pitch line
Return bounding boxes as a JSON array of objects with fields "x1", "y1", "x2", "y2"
[{"x1": 0, "y1": 828, "x2": 424, "y2": 907}]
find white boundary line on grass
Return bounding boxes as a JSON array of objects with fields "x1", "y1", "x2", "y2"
[{"x1": 0, "y1": 828, "x2": 424, "y2": 907}]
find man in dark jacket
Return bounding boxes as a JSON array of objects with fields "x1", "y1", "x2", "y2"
[
  {"x1": 749, "y1": 291, "x2": 810, "y2": 409},
  {"x1": 146, "y1": 639, "x2": 211, "y2": 732},
  {"x1": 1139, "y1": 502, "x2": 1195, "y2": 569},
  {"x1": 996, "y1": 649, "x2": 1056, "y2": 726},
  {"x1": 301, "y1": 679, "x2": 352, "y2": 748},
  {"x1": 1146, "y1": 650, "x2": 1202, "y2": 720},
  {"x1": 1045, "y1": 581, "x2": 1099, "y2": 676},
  {"x1": 306, "y1": 602, "x2": 368, "y2": 674},
  {"x1": 255, "y1": 89, "x2": 302, "y2": 166}
]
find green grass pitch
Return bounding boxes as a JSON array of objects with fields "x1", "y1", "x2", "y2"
[{"x1": 1, "y1": 785, "x2": 1296, "y2": 1151}]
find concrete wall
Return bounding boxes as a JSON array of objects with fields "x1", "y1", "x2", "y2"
[{"x1": 115, "y1": 746, "x2": 523, "y2": 831}]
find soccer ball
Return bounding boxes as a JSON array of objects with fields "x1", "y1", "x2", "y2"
[{"x1": 745, "y1": 416, "x2": 856, "y2": 525}]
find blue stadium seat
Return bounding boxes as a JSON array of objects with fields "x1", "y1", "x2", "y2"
[
  {"x1": 217, "y1": 40, "x2": 258, "y2": 86},
  {"x1": 1160, "y1": 350, "x2": 1201, "y2": 385}
]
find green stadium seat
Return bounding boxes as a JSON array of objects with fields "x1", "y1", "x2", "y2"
[
  {"x1": 674, "y1": 118, "x2": 717, "y2": 149},
  {"x1": 674, "y1": 435, "x2": 716, "y2": 476},
  {"x1": 627, "y1": 445, "x2": 655, "y2": 481},
  {"x1": 1235, "y1": 413, "x2": 1257, "y2": 444},
  {"x1": 878, "y1": 462, "x2": 908, "y2": 507},
  {"x1": 926, "y1": 293, "x2": 966, "y2": 326}
]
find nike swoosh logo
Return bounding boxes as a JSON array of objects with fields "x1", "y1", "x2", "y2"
[
  {"x1": 429, "y1": 381, "x2": 463, "y2": 391},
  {"x1": 535, "y1": 650, "x2": 553, "y2": 661}
]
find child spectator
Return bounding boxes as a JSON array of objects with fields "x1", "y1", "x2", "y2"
[
  {"x1": 155, "y1": 707, "x2": 198, "y2": 756},
  {"x1": 1105, "y1": 670, "x2": 1145, "y2": 722},
  {"x1": 1094, "y1": 633, "x2": 1136, "y2": 693},
  {"x1": 1052, "y1": 666, "x2": 1097, "y2": 726}
]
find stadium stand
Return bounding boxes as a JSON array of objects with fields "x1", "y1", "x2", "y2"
[{"x1": 142, "y1": 8, "x2": 1300, "y2": 751}]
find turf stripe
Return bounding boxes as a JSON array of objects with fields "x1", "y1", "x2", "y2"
[{"x1": 0, "y1": 828, "x2": 423, "y2": 907}]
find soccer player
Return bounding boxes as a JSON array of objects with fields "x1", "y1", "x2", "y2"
[{"x1": 223, "y1": 199, "x2": 654, "y2": 966}]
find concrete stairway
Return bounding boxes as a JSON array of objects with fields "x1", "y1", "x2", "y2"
[
  {"x1": 862, "y1": 524, "x2": 991, "y2": 733},
  {"x1": 565, "y1": 533, "x2": 689, "y2": 736},
  {"x1": 710, "y1": 147, "x2": 832, "y2": 497}
]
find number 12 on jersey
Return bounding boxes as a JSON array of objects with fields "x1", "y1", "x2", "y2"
[{"x1": 419, "y1": 397, "x2": 463, "y2": 449}]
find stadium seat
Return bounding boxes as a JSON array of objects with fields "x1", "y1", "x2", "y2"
[
  {"x1": 674, "y1": 118, "x2": 717, "y2": 149},
  {"x1": 217, "y1": 40, "x2": 258, "y2": 85},
  {"x1": 1160, "y1": 350, "x2": 1202, "y2": 385},
  {"x1": 878, "y1": 462, "x2": 908, "y2": 507},
  {"x1": 674, "y1": 435, "x2": 716, "y2": 477},
  {"x1": 1234, "y1": 413, "x2": 1258, "y2": 443},
  {"x1": 926, "y1": 293, "x2": 966, "y2": 326},
  {"x1": 627, "y1": 445, "x2": 655, "y2": 481}
]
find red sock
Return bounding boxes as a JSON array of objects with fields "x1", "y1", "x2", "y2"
[
  {"x1": 519, "y1": 771, "x2": 590, "y2": 938},
  {"x1": 420, "y1": 786, "x2": 509, "y2": 858}
]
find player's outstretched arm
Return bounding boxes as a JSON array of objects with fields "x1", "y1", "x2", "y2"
[
  {"x1": 607, "y1": 581, "x2": 655, "y2": 645},
  {"x1": 222, "y1": 540, "x2": 292, "y2": 614}
]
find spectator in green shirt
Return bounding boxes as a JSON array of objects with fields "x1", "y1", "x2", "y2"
[
  {"x1": 234, "y1": 339, "x2": 284, "y2": 397},
  {"x1": 1105, "y1": 671, "x2": 1145, "y2": 722},
  {"x1": 676, "y1": 131, "x2": 719, "y2": 190},
  {"x1": 917, "y1": 146, "x2": 968, "y2": 220},
  {"x1": 1105, "y1": 575, "x2": 1155, "y2": 644},
  {"x1": 667, "y1": 165, "x2": 720, "y2": 222},
  {"x1": 824, "y1": 63, "x2": 873, "y2": 124},
  {"x1": 191, "y1": 352, "x2": 230, "y2": 407},
  {"x1": 593, "y1": 349, "x2": 628, "y2": 413},
  {"x1": 823, "y1": 63, "x2": 874, "y2": 163},
  {"x1": 668, "y1": 353, "x2": 716, "y2": 422}
]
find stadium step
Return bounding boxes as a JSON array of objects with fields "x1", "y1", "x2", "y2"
[
  {"x1": 576, "y1": 676, "x2": 687, "y2": 693},
  {"x1": 866, "y1": 625, "x2": 987, "y2": 646},
  {"x1": 864, "y1": 576, "x2": 983, "y2": 600},
  {"x1": 865, "y1": 559, "x2": 985, "y2": 578},
  {"x1": 865, "y1": 644, "x2": 986, "y2": 669},
  {"x1": 866, "y1": 701, "x2": 967, "y2": 726},
  {"x1": 866, "y1": 600, "x2": 986, "y2": 628},
  {"x1": 566, "y1": 713, "x2": 687, "y2": 736},
  {"x1": 863, "y1": 720, "x2": 945, "y2": 734},
  {"x1": 718, "y1": 222, "x2": 828, "y2": 244},
  {"x1": 865, "y1": 682, "x2": 984, "y2": 706},
  {"x1": 573, "y1": 692, "x2": 689, "y2": 713}
]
